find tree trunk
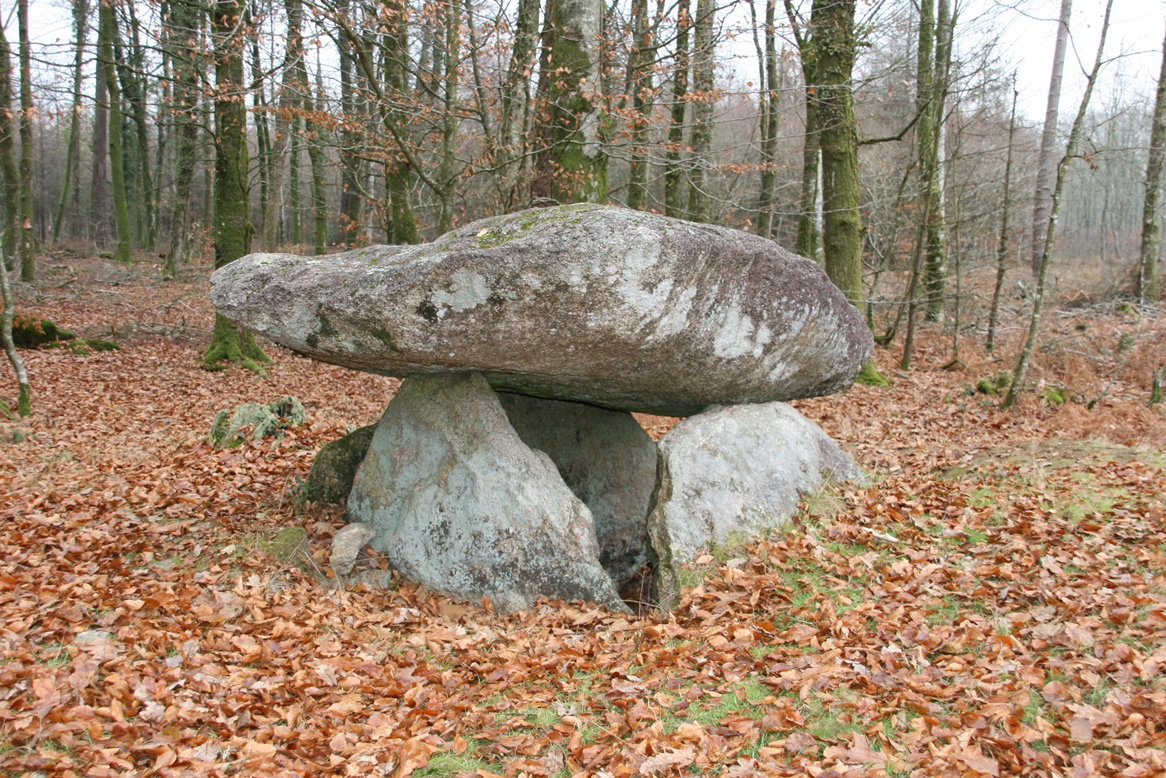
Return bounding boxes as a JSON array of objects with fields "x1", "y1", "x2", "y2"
[
  {"x1": 785, "y1": 0, "x2": 820, "y2": 260},
  {"x1": 0, "y1": 240, "x2": 29, "y2": 416},
  {"x1": 663, "y1": 0, "x2": 690, "y2": 218},
  {"x1": 625, "y1": 0, "x2": 654, "y2": 211},
  {"x1": 249, "y1": 20, "x2": 271, "y2": 246},
  {"x1": 53, "y1": 0, "x2": 89, "y2": 244},
  {"x1": 532, "y1": 0, "x2": 602, "y2": 204},
  {"x1": 337, "y1": 0, "x2": 364, "y2": 245},
  {"x1": 812, "y1": 0, "x2": 885, "y2": 386},
  {"x1": 91, "y1": 19, "x2": 111, "y2": 247},
  {"x1": 922, "y1": 0, "x2": 952, "y2": 321},
  {"x1": 1004, "y1": 0, "x2": 1111, "y2": 408},
  {"x1": 17, "y1": 0, "x2": 34, "y2": 280},
  {"x1": 164, "y1": 0, "x2": 202, "y2": 276},
  {"x1": 379, "y1": 0, "x2": 419, "y2": 243},
  {"x1": 120, "y1": 0, "x2": 156, "y2": 252},
  {"x1": 1137, "y1": 24, "x2": 1166, "y2": 302},
  {"x1": 751, "y1": 0, "x2": 779, "y2": 237},
  {"x1": 203, "y1": 0, "x2": 269, "y2": 372},
  {"x1": 1031, "y1": 0, "x2": 1072, "y2": 278},
  {"x1": 100, "y1": 0, "x2": 133, "y2": 263},
  {"x1": 306, "y1": 66, "x2": 329, "y2": 256},
  {"x1": 685, "y1": 0, "x2": 715, "y2": 222},
  {"x1": 987, "y1": 79, "x2": 1019, "y2": 354},
  {"x1": 0, "y1": 25, "x2": 19, "y2": 267}
]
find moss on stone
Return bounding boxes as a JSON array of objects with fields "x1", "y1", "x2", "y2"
[
  {"x1": 304, "y1": 424, "x2": 377, "y2": 504},
  {"x1": 268, "y1": 526, "x2": 308, "y2": 565}
]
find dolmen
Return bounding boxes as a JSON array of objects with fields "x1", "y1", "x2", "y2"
[{"x1": 210, "y1": 204, "x2": 873, "y2": 611}]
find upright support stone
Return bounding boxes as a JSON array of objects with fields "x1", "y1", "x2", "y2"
[
  {"x1": 647, "y1": 402, "x2": 861, "y2": 608},
  {"x1": 348, "y1": 373, "x2": 627, "y2": 613},
  {"x1": 498, "y1": 393, "x2": 656, "y2": 588}
]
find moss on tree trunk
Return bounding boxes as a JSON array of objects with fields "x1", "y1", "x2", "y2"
[{"x1": 203, "y1": 0, "x2": 269, "y2": 373}]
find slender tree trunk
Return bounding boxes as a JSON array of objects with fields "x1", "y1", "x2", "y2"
[
  {"x1": 1005, "y1": 0, "x2": 1111, "y2": 408},
  {"x1": 91, "y1": 22, "x2": 111, "y2": 247},
  {"x1": 378, "y1": 0, "x2": 419, "y2": 243},
  {"x1": 260, "y1": 4, "x2": 298, "y2": 251},
  {"x1": 203, "y1": 0, "x2": 268, "y2": 372},
  {"x1": 663, "y1": 0, "x2": 690, "y2": 218},
  {"x1": 625, "y1": 0, "x2": 654, "y2": 211},
  {"x1": 164, "y1": 0, "x2": 202, "y2": 276},
  {"x1": 120, "y1": 0, "x2": 156, "y2": 251},
  {"x1": 17, "y1": 0, "x2": 34, "y2": 280},
  {"x1": 53, "y1": 0, "x2": 88, "y2": 244},
  {"x1": 249, "y1": 19, "x2": 271, "y2": 245},
  {"x1": 436, "y1": 0, "x2": 460, "y2": 234},
  {"x1": 306, "y1": 66, "x2": 328, "y2": 255},
  {"x1": 987, "y1": 79, "x2": 1019, "y2": 354},
  {"x1": 1137, "y1": 24, "x2": 1166, "y2": 302},
  {"x1": 0, "y1": 25, "x2": 19, "y2": 267},
  {"x1": 785, "y1": 0, "x2": 819, "y2": 260},
  {"x1": 337, "y1": 0, "x2": 364, "y2": 245},
  {"x1": 1031, "y1": 0, "x2": 1072, "y2": 278},
  {"x1": 922, "y1": 0, "x2": 952, "y2": 321},
  {"x1": 100, "y1": 0, "x2": 133, "y2": 263},
  {"x1": 812, "y1": 0, "x2": 885, "y2": 386},
  {"x1": 749, "y1": 0, "x2": 779, "y2": 236},
  {"x1": 685, "y1": 0, "x2": 715, "y2": 222},
  {"x1": 0, "y1": 243, "x2": 29, "y2": 415}
]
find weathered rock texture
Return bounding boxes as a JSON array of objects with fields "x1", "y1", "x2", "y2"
[
  {"x1": 498, "y1": 393, "x2": 656, "y2": 588},
  {"x1": 209, "y1": 396, "x2": 305, "y2": 449},
  {"x1": 331, "y1": 522, "x2": 376, "y2": 577},
  {"x1": 647, "y1": 402, "x2": 861, "y2": 608},
  {"x1": 211, "y1": 204, "x2": 872, "y2": 416},
  {"x1": 348, "y1": 373, "x2": 627, "y2": 613},
  {"x1": 305, "y1": 425, "x2": 376, "y2": 504}
]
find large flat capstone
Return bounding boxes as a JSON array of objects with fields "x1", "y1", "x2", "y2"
[{"x1": 210, "y1": 204, "x2": 872, "y2": 417}]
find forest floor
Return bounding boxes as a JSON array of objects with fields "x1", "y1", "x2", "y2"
[{"x1": 0, "y1": 246, "x2": 1164, "y2": 777}]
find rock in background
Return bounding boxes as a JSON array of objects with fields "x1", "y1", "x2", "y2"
[
  {"x1": 647, "y1": 402, "x2": 862, "y2": 608},
  {"x1": 209, "y1": 396, "x2": 305, "y2": 449},
  {"x1": 304, "y1": 424, "x2": 376, "y2": 504},
  {"x1": 348, "y1": 373, "x2": 628, "y2": 613},
  {"x1": 498, "y1": 393, "x2": 656, "y2": 588}
]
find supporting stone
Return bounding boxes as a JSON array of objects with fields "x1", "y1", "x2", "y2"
[
  {"x1": 348, "y1": 373, "x2": 627, "y2": 613},
  {"x1": 498, "y1": 392, "x2": 656, "y2": 588},
  {"x1": 647, "y1": 402, "x2": 861, "y2": 608}
]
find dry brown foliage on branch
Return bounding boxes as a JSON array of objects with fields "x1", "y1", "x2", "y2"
[{"x1": 0, "y1": 253, "x2": 1163, "y2": 777}]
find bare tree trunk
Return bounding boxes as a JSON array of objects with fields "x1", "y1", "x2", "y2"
[
  {"x1": 532, "y1": 0, "x2": 603, "y2": 204},
  {"x1": 625, "y1": 0, "x2": 654, "y2": 211},
  {"x1": 204, "y1": 0, "x2": 269, "y2": 372},
  {"x1": 91, "y1": 19, "x2": 111, "y2": 247},
  {"x1": 100, "y1": 0, "x2": 133, "y2": 263},
  {"x1": 17, "y1": 0, "x2": 34, "y2": 280},
  {"x1": 685, "y1": 0, "x2": 715, "y2": 222},
  {"x1": 1004, "y1": 0, "x2": 1111, "y2": 408},
  {"x1": 164, "y1": 0, "x2": 202, "y2": 276},
  {"x1": 0, "y1": 244, "x2": 29, "y2": 415},
  {"x1": 663, "y1": 0, "x2": 690, "y2": 218},
  {"x1": 53, "y1": 0, "x2": 89, "y2": 244},
  {"x1": 987, "y1": 78, "x2": 1019, "y2": 354},
  {"x1": 1137, "y1": 24, "x2": 1166, "y2": 302},
  {"x1": 120, "y1": 0, "x2": 156, "y2": 252},
  {"x1": 922, "y1": 0, "x2": 952, "y2": 321},
  {"x1": 0, "y1": 25, "x2": 18, "y2": 267},
  {"x1": 785, "y1": 0, "x2": 819, "y2": 260},
  {"x1": 751, "y1": 0, "x2": 779, "y2": 237},
  {"x1": 1031, "y1": 0, "x2": 1072, "y2": 278}
]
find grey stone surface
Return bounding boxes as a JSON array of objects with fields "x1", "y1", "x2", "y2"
[
  {"x1": 647, "y1": 402, "x2": 861, "y2": 608},
  {"x1": 210, "y1": 204, "x2": 872, "y2": 416},
  {"x1": 305, "y1": 425, "x2": 376, "y2": 504},
  {"x1": 209, "y1": 396, "x2": 305, "y2": 449},
  {"x1": 348, "y1": 373, "x2": 627, "y2": 613},
  {"x1": 331, "y1": 522, "x2": 376, "y2": 577},
  {"x1": 497, "y1": 392, "x2": 656, "y2": 588}
]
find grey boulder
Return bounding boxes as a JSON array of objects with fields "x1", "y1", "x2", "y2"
[
  {"x1": 304, "y1": 424, "x2": 376, "y2": 504},
  {"x1": 348, "y1": 373, "x2": 627, "y2": 613},
  {"x1": 331, "y1": 522, "x2": 376, "y2": 577},
  {"x1": 498, "y1": 393, "x2": 656, "y2": 588},
  {"x1": 647, "y1": 402, "x2": 861, "y2": 608},
  {"x1": 210, "y1": 204, "x2": 872, "y2": 416}
]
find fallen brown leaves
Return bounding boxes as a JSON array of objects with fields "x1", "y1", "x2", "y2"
[{"x1": 0, "y1": 253, "x2": 1163, "y2": 777}]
